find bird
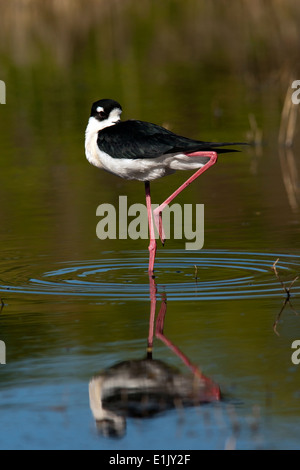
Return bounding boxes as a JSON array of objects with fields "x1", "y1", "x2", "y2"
[{"x1": 85, "y1": 98, "x2": 246, "y2": 275}]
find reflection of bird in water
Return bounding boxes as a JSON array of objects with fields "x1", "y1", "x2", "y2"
[
  {"x1": 89, "y1": 358, "x2": 220, "y2": 438},
  {"x1": 85, "y1": 99, "x2": 245, "y2": 274},
  {"x1": 89, "y1": 277, "x2": 220, "y2": 437}
]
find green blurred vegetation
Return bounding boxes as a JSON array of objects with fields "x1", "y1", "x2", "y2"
[
  {"x1": 0, "y1": 0, "x2": 299, "y2": 273},
  {"x1": 1, "y1": 0, "x2": 300, "y2": 135},
  {"x1": 0, "y1": 0, "x2": 299, "y2": 259}
]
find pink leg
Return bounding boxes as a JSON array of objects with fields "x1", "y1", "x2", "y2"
[
  {"x1": 145, "y1": 181, "x2": 157, "y2": 275},
  {"x1": 147, "y1": 274, "x2": 157, "y2": 357},
  {"x1": 154, "y1": 151, "x2": 218, "y2": 244}
]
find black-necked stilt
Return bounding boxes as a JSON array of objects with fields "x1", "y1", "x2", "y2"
[{"x1": 85, "y1": 99, "x2": 245, "y2": 274}]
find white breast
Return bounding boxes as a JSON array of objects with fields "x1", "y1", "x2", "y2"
[{"x1": 85, "y1": 113, "x2": 121, "y2": 169}]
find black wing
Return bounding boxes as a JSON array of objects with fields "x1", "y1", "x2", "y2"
[{"x1": 97, "y1": 120, "x2": 245, "y2": 160}]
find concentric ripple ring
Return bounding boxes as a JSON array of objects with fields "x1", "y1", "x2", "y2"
[{"x1": 0, "y1": 250, "x2": 299, "y2": 301}]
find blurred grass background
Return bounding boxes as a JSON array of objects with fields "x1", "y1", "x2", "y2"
[
  {"x1": 1, "y1": 0, "x2": 300, "y2": 76},
  {"x1": 1, "y1": 0, "x2": 300, "y2": 121}
]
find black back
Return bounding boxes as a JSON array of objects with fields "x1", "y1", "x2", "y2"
[{"x1": 97, "y1": 119, "x2": 244, "y2": 159}]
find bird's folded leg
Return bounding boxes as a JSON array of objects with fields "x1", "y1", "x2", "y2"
[
  {"x1": 153, "y1": 209, "x2": 166, "y2": 246},
  {"x1": 153, "y1": 151, "x2": 218, "y2": 246}
]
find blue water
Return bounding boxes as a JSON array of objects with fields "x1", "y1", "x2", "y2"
[{"x1": 1, "y1": 249, "x2": 300, "y2": 450}]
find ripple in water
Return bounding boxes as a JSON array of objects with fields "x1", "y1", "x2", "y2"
[{"x1": 0, "y1": 251, "x2": 299, "y2": 301}]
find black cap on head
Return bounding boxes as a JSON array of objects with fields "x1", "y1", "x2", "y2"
[{"x1": 91, "y1": 99, "x2": 122, "y2": 121}]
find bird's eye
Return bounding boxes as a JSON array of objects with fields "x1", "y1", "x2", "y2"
[{"x1": 98, "y1": 111, "x2": 106, "y2": 118}]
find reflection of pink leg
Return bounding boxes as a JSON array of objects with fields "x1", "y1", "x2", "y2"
[
  {"x1": 145, "y1": 181, "x2": 157, "y2": 275},
  {"x1": 153, "y1": 152, "x2": 218, "y2": 244},
  {"x1": 155, "y1": 297, "x2": 221, "y2": 401},
  {"x1": 147, "y1": 274, "x2": 157, "y2": 357}
]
